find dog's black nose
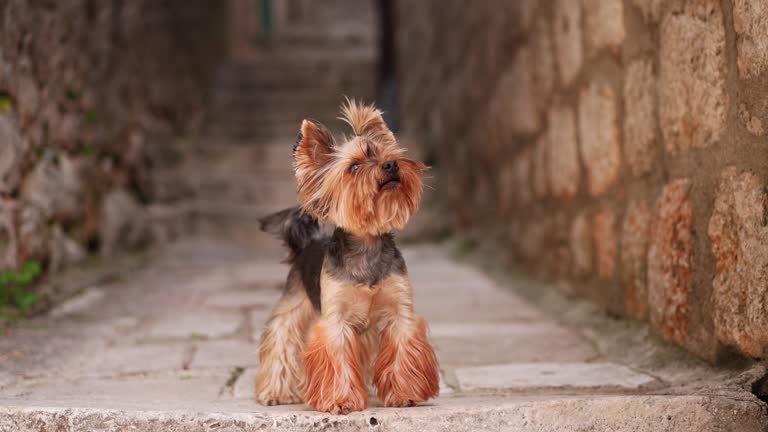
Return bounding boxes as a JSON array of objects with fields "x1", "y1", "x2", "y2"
[{"x1": 382, "y1": 160, "x2": 399, "y2": 174}]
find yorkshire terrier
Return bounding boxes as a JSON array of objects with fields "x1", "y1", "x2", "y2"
[{"x1": 255, "y1": 100, "x2": 439, "y2": 414}]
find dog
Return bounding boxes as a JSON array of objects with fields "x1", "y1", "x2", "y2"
[{"x1": 255, "y1": 100, "x2": 439, "y2": 414}]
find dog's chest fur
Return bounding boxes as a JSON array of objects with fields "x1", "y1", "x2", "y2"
[{"x1": 296, "y1": 228, "x2": 405, "y2": 311}]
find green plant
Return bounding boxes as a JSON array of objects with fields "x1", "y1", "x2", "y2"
[
  {"x1": 79, "y1": 142, "x2": 97, "y2": 158},
  {"x1": 0, "y1": 95, "x2": 11, "y2": 113},
  {"x1": 65, "y1": 88, "x2": 81, "y2": 100},
  {"x1": 0, "y1": 261, "x2": 43, "y2": 319},
  {"x1": 83, "y1": 109, "x2": 98, "y2": 125}
]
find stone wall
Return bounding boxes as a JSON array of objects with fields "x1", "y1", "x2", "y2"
[
  {"x1": 0, "y1": 1, "x2": 225, "y2": 272},
  {"x1": 396, "y1": 0, "x2": 768, "y2": 362}
]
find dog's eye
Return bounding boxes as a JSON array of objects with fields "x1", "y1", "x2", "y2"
[{"x1": 349, "y1": 163, "x2": 360, "y2": 174}]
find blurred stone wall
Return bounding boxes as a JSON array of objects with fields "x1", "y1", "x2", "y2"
[
  {"x1": 396, "y1": 0, "x2": 768, "y2": 362},
  {"x1": 0, "y1": 1, "x2": 226, "y2": 272}
]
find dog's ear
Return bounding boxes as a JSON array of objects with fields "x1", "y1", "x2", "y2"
[{"x1": 294, "y1": 119, "x2": 335, "y2": 174}]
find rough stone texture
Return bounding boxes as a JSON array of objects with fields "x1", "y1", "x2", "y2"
[
  {"x1": 455, "y1": 362, "x2": 655, "y2": 391},
  {"x1": 533, "y1": 134, "x2": 549, "y2": 198},
  {"x1": 0, "y1": 1, "x2": 224, "y2": 275},
  {"x1": 578, "y1": 81, "x2": 621, "y2": 196},
  {"x1": 99, "y1": 188, "x2": 149, "y2": 258},
  {"x1": 0, "y1": 201, "x2": 19, "y2": 269},
  {"x1": 514, "y1": 149, "x2": 533, "y2": 205},
  {"x1": 570, "y1": 211, "x2": 592, "y2": 276},
  {"x1": 490, "y1": 47, "x2": 542, "y2": 137},
  {"x1": 583, "y1": 0, "x2": 626, "y2": 52},
  {"x1": 430, "y1": 322, "x2": 597, "y2": 366},
  {"x1": 0, "y1": 115, "x2": 24, "y2": 195},
  {"x1": 553, "y1": 0, "x2": 583, "y2": 86},
  {"x1": 145, "y1": 311, "x2": 243, "y2": 341},
  {"x1": 13, "y1": 202, "x2": 50, "y2": 263},
  {"x1": 530, "y1": 17, "x2": 555, "y2": 106},
  {"x1": 547, "y1": 105, "x2": 580, "y2": 199},
  {"x1": 621, "y1": 200, "x2": 652, "y2": 320},
  {"x1": 593, "y1": 209, "x2": 617, "y2": 280},
  {"x1": 2, "y1": 395, "x2": 768, "y2": 432},
  {"x1": 191, "y1": 340, "x2": 259, "y2": 369},
  {"x1": 738, "y1": 103, "x2": 765, "y2": 136},
  {"x1": 396, "y1": 0, "x2": 768, "y2": 360},
  {"x1": 623, "y1": 59, "x2": 657, "y2": 176},
  {"x1": 708, "y1": 167, "x2": 768, "y2": 358},
  {"x1": 733, "y1": 0, "x2": 768, "y2": 79},
  {"x1": 648, "y1": 180, "x2": 693, "y2": 344},
  {"x1": 632, "y1": 0, "x2": 666, "y2": 23},
  {"x1": 2, "y1": 220, "x2": 767, "y2": 430},
  {"x1": 20, "y1": 154, "x2": 84, "y2": 223},
  {"x1": 658, "y1": 0, "x2": 727, "y2": 153},
  {"x1": 48, "y1": 225, "x2": 87, "y2": 273}
]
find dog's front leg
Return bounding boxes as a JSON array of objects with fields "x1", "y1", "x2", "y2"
[
  {"x1": 373, "y1": 273, "x2": 440, "y2": 407},
  {"x1": 302, "y1": 271, "x2": 370, "y2": 414}
]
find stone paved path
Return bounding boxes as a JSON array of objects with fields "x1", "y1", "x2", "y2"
[{"x1": 0, "y1": 142, "x2": 765, "y2": 431}]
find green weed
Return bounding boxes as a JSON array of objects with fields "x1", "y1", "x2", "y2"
[
  {"x1": 0, "y1": 261, "x2": 43, "y2": 323},
  {"x1": 0, "y1": 95, "x2": 11, "y2": 113}
]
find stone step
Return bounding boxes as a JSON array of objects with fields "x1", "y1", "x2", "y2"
[
  {"x1": 2, "y1": 394, "x2": 765, "y2": 432},
  {"x1": 214, "y1": 60, "x2": 375, "y2": 88}
]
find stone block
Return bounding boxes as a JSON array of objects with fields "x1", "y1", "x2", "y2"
[
  {"x1": 553, "y1": 0, "x2": 583, "y2": 86},
  {"x1": 621, "y1": 200, "x2": 651, "y2": 320},
  {"x1": 429, "y1": 322, "x2": 597, "y2": 366},
  {"x1": 15, "y1": 202, "x2": 50, "y2": 263},
  {"x1": 578, "y1": 81, "x2": 621, "y2": 196},
  {"x1": 455, "y1": 362, "x2": 655, "y2": 392},
  {"x1": 203, "y1": 289, "x2": 276, "y2": 311},
  {"x1": 491, "y1": 48, "x2": 541, "y2": 136},
  {"x1": 15, "y1": 75, "x2": 39, "y2": 129},
  {"x1": 593, "y1": 209, "x2": 616, "y2": 280},
  {"x1": 49, "y1": 288, "x2": 105, "y2": 318},
  {"x1": 533, "y1": 134, "x2": 549, "y2": 198},
  {"x1": 648, "y1": 179, "x2": 693, "y2": 344},
  {"x1": 738, "y1": 103, "x2": 764, "y2": 136},
  {"x1": 76, "y1": 344, "x2": 186, "y2": 376},
  {"x1": 514, "y1": 149, "x2": 533, "y2": 205},
  {"x1": 530, "y1": 16, "x2": 555, "y2": 104},
  {"x1": 708, "y1": 167, "x2": 768, "y2": 357},
  {"x1": 733, "y1": 0, "x2": 768, "y2": 79},
  {"x1": 583, "y1": 0, "x2": 626, "y2": 52},
  {"x1": 145, "y1": 311, "x2": 243, "y2": 341},
  {"x1": 547, "y1": 105, "x2": 580, "y2": 199},
  {"x1": 658, "y1": 0, "x2": 726, "y2": 152},
  {"x1": 570, "y1": 211, "x2": 592, "y2": 276},
  {"x1": 0, "y1": 201, "x2": 18, "y2": 270},
  {"x1": 21, "y1": 153, "x2": 84, "y2": 222},
  {"x1": 49, "y1": 224, "x2": 87, "y2": 273},
  {"x1": 632, "y1": 0, "x2": 666, "y2": 23},
  {"x1": 0, "y1": 115, "x2": 24, "y2": 195},
  {"x1": 623, "y1": 59, "x2": 657, "y2": 176},
  {"x1": 190, "y1": 339, "x2": 258, "y2": 369},
  {"x1": 99, "y1": 188, "x2": 149, "y2": 257}
]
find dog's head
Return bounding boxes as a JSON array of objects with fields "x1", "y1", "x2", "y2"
[{"x1": 292, "y1": 100, "x2": 428, "y2": 236}]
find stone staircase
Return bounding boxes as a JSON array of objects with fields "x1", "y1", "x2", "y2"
[
  {"x1": 167, "y1": 0, "x2": 379, "y2": 230},
  {"x1": 204, "y1": 0, "x2": 377, "y2": 143}
]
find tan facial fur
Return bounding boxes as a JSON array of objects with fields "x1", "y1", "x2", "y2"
[{"x1": 293, "y1": 100, "x2": 428, "y2": 236}]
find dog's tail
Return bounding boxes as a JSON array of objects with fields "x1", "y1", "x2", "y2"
[{"x1": 259, "y1": 206, "x2": 321, "y2": 261}]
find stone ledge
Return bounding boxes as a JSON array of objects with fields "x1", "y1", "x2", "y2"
[{"x1": 1, "y1": 394, "x2": 766, "y2": 432}]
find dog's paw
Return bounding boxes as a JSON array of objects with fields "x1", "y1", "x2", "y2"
[
  {"x1": 327, "y1": 398, "x2": 366, "y2": 415},
  {"x1": 256, "y1": 392, "x2": 302, "y2": 406},
  {"x1": 384, "y1": 398, "x2": 416, "y2": 408}
]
